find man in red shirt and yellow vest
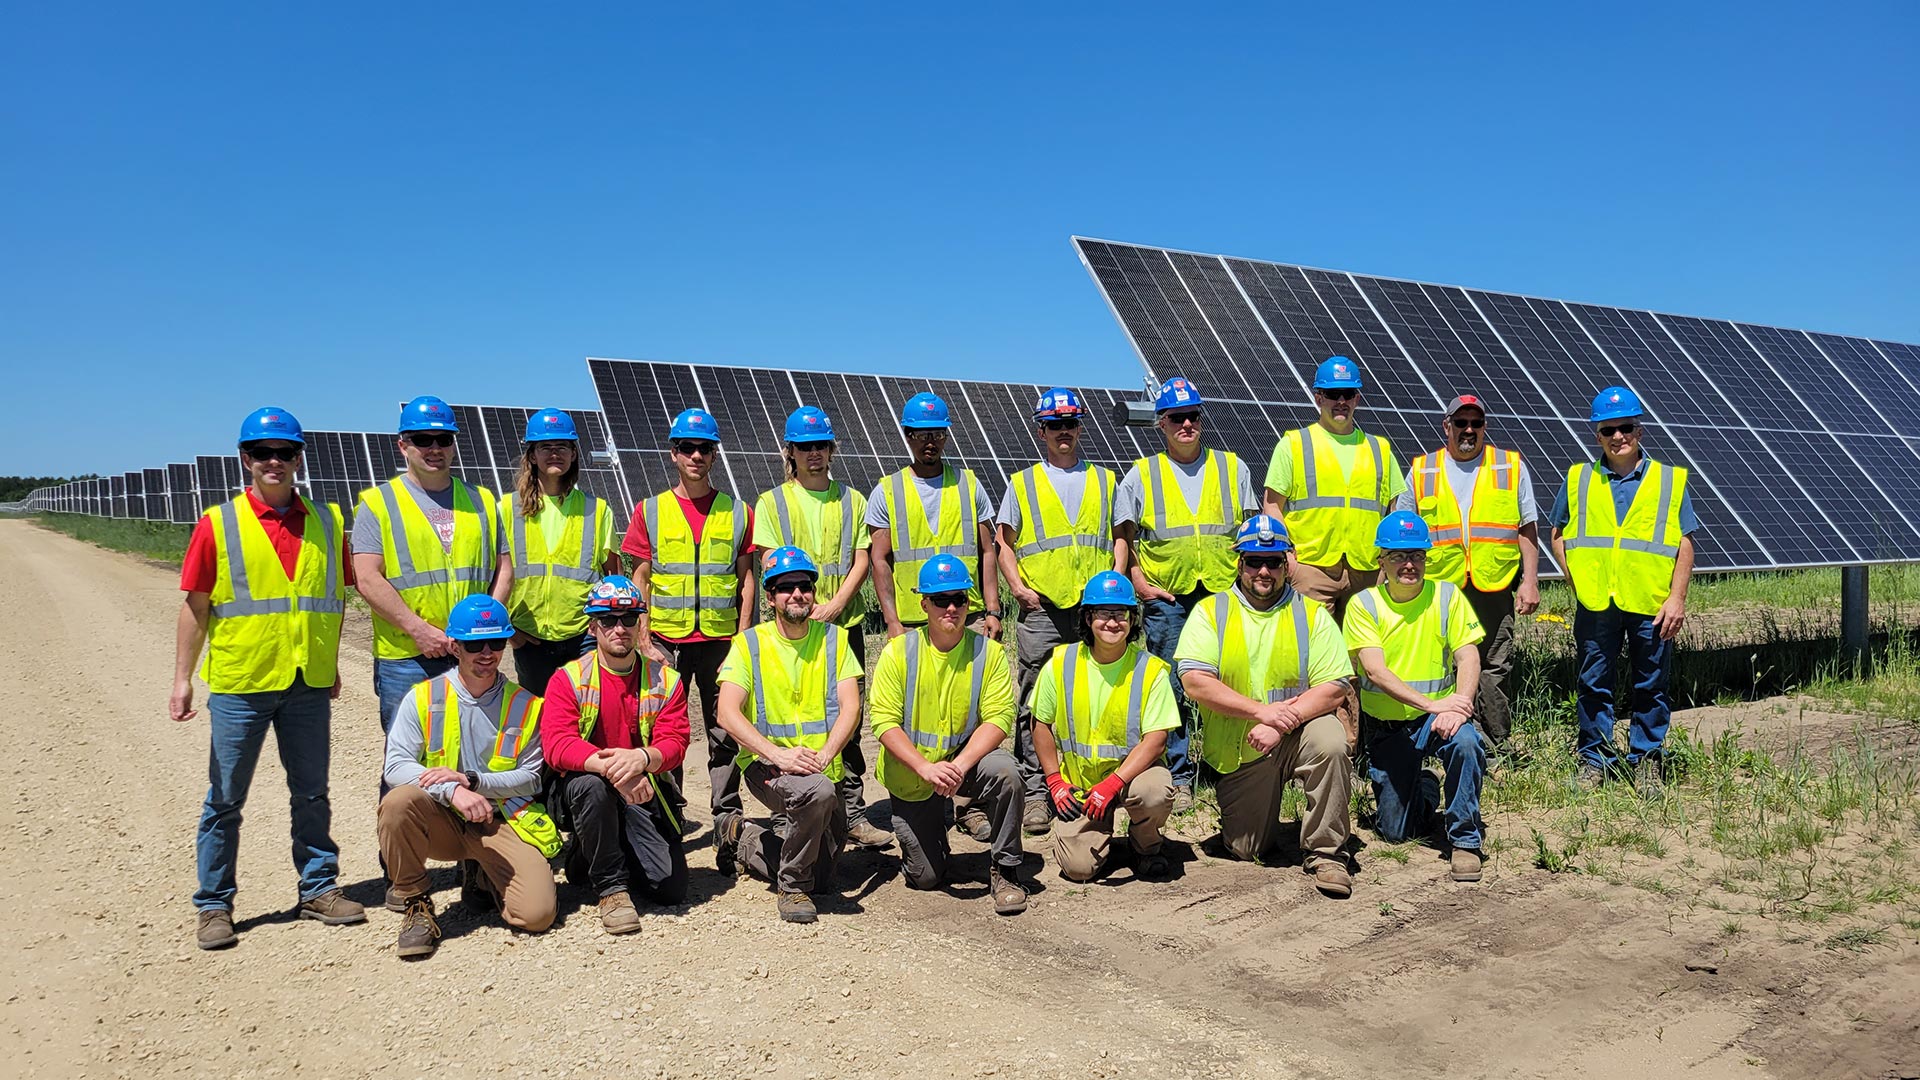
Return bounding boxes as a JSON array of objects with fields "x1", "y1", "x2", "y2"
[
  {"x1": 172, "y1": 407, "x2": 363, "y2": 950},
  {"x1": 540, "y1": 576, "x2": 692, "y2": 935},
  {"x1": 1394, "y1": 395, "x2": 1541, "y2": 747},
  {"x1": 622, "y1": 407, "x2": 758, "y2": 825},
  {"x1": 1551, "y1": 387, "x2": 1698, "y2": 796}
]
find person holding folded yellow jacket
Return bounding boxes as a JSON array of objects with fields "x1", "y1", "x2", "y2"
[{"x1": 500, "y1": 407, "x2": 620, "y2": 698}]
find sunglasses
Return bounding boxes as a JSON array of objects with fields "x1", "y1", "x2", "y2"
[
  {"x1": 790, "y1": 440, "x2": 834, "y2": 453},
  {"x1": 1318, "y1": 389, "x2": 1358, "y2": 402},
  {"x1": 1040, "y1": 419, "x2": 1081, "y2": 431},
  {"x1": 1382, "y1": 549, "x2": 1427, "y2": 562},
  {"x1": 459, "y1": 638, "x2": 507, "y2": 654},
  {"x1": 924, "y1": 592, "x2": 968, "y2": 610},
  {"x1": 1449, "y1": 418, "x2": 1485, "y2": 431},
  {"x1": 905, "y1": 428, "x2": 949, "y2": 441},
  {"x1": 673, "y1": 441, "x2": 717, "y2": 456},
  {"x1": 531, "y1": 441, "x2": 576, "y2": 453},
  {"x1": 1087, "y1": 606, "x2": 1132, "y2": 623},
  {"x1": 1162, "y1": 411, "x2": 1203, "y2": 427},
  {"x1": 1242, "y1": 555, "x2": 1287, "y2": 570},
  {"x1": 769, "y1": 578, "x2": 815, "y2": 595},
  {"x1": 594, "y1": 612, "x2": 641, "y2": 628},
  {"x1": 1599, "y1": 423, "x2": 1640, "y2": 438},
  {"x1": 407, "y1": 433, "x2": 456, "y2": 449},
  {"x1": 242, "y1": 443, "x2": 301, "y2": 462}
]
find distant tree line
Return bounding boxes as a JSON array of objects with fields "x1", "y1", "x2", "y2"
[{"x1": 0, "y1": 475, "x2": 94, "y2": 503}]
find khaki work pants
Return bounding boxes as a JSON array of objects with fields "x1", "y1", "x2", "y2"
[
  {"x1": 1214, "y1": 714, "x2": 1351, "y2": 867},
  {"x1": 1051, "y1": 765, "x2": 1175, "y2": 882},
  {"x1": 377, "y1": 786, "x2": 557, "y2": 932},
  {"x1": 1288, "y1": 558, "x2": 1380, "y2": 747}
]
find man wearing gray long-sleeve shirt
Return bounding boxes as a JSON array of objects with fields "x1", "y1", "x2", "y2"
[{"x1": 378, "y1": 595, "x2": 557, "y2": 960}]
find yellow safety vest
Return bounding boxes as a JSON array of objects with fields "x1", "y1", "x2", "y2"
[
  {"x1": 1196, "y1": 590, "x2": 1316, "y2": 774},
  {"x1": 502, "y1": 490, "x2": 603, "y2": 641},
  {"x1": 413, "y1": 675, "x2": 562, "y2": 857},
  {"x1": 559, "y1": 652, "x2": 682, "y2": 832},
  {"x1": 880, "y1": 465, "x2": 983, "y2": 622},
  {"x1": 1410, "y1": 448, "x2": 1523, "y2": 590},
  {"x1": 1562, "y1": 459, "x2": 1688, "y2": 617},
  {"x1": 1350, "y1": 581, "x2": 1463, "y2": 722},
  {"x1": 1279, "y1": 425, "x2": 1392, "y2": 571},
  {"x1": 877, "y1": 631, "x2": 993, "y2": 802},
  {"x1": 1009, "y1": 462, "x2": 1115, "y2": 607},
  {"x1": 643, "y1": 491, "x2": 745, "y2": 639},
  {"x1": 1041, "y1": 642, "x2": 1165, "y2": 791},
  {"x1": 201, "y1": 494, "x2": 346, "y2": 694},
  {"x1": 357, "y1": 477, "x2": 499, "y2": 660},
  {"x1": 762, "y1": 480, "x2": 866, "y2": 627},
  {"x1": 1131, "y1": 449, "x2": 1245, "y2": 596},
  {"x1": 734, "y1": 622, "x2": 849, "y2": 782}
]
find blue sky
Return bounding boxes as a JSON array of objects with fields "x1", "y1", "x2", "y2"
[{"x1": 4, "y1": 3, "x2": 1916, "y2": 476}]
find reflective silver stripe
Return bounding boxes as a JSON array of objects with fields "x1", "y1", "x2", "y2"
[
  {"x1": 1145, "y1": 450, "x2": 1235, "y2": 536},
  {"x1": 900, "y1": 632, "x2": 988, "y2": 752},
  {"x1": 1468, "y1": 526, "x2": 1519, "y2": 542},
  {"x1": 511, "y1": 493, "x2": 600, "y2": 581},
  {"x1": 424, "y1": 677, "x2": 448, "y2": 756},
  {"x1": 1360, "y1": 674, "x2": 1456, "y2": 694},
  {"x1": 381, "y1": 480, "x2": 489, "y2": 593},
  {"x1": 1300, "y1": 431, "x2": 1384, "y2": 512},
  {"x1": 890, "y1": 468, "x2": 978, "y2": 561},
  {"x1": 744, "y1": 629, "x2": 836, "y2": 739},
  {"x1": 1569, "y1": 466, "x2": 1595, "y2": 548},
  {"x1": 1264, "y1": 596, "x2": 1312, "y2": 704},
  {"x1": 888, "y1": 471, "x2": 912, "y2": 563},
  {"x1": 1354, "y1": 584, "x2": 1457, "y2": 698},
  {"x1": 1055, "y1": 644, "x2": 1146, "y2": 761},
  {"x1": 643, "y1": 497, "x2": 662, "y2": 571},
  {"x1": 773, "y1": 485, "x2": 857, "y2": 576},
  {"x1": 1429, "y1": 525, "x2": 1465, "y2": 543},
  {"x1": 502, "y1": 795, "x2": 532, "y2": 818},
  {"x1": 1416, "y1": 454, "x2": 1440, "y2": 501},
  {"x1": 1647, "y1": 462, "x2": 1674, "y2": 555},
  {"x1": 822, "y1": 627, "x2": 843, "y2": 730},
  {"x1": 210, "y1": 497, "x2": 344, "y2": 618},
  {"x1": 1141, "y1": 458, "x2": 1166, "y2": 536}
]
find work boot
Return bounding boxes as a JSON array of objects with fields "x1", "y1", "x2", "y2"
[
  {"x1": 1634, "y1": 758, "x2": 1665, "y2": 799},
  {"x1": 848, "y1": 816, "x2": 896, "y2": 850},
  {"x1": 989, "y1": 865, "x2": 1028, "y2": 916},
  {"x1": 396, "y1": 897, "x2": 441, "y2": 959},
  {"x1": 957, "y1": 806, "x2": 993, "y2": 843},
  {"x1": 777, "y1": 892, "x2": 818, "y2": 924},
  {"x1": 459, "y1": 861, "x2": 499, "y2": 912},
  {"x1": 598, "y1": 892, "x2": 642, "y2": 935},
  {"x1": 1135, "y1": 848, "x2": 1174, "y2": 882},
  {"x1": 1307, "y1": 859, "x2": 1353, "y2": 899},
  {"x1": 714, "y1": 811, "x2": 743, "y2": 877},
  {"x1": 1171, "y1": 785, "x2": 1195, "y2": 815},
  {"x1": 1574, "y1": 763, "x2": 1605, "y2": 793},
  {"x1": 195, "y1": 909, "x2": 237, "y2": 951},
  {"x1": 383, "y1": 885, "x2": 409, "y2": 913},
  {"x1": 297, "y1": 888, "x2": 367, "y2": 925},
  {"x1": 1450, "y1": 848, "x2": 1484, "y2": 883},
  {"x1": 1021, "y1": 797, "x2": 1052, "y2": 837}
]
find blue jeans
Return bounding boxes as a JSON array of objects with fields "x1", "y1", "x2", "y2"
[
  {"x1": 1365, "y1": 714, "x2": 1486, "y2": 851},
  {"x1": 511, "y1": 632, "x2": 595, "y2": 698},
  {"x1": 1143, "y1": 590, "x2": 1207, "y2": 789},
  {"x1": 194, "y1": 678, "x2": 341, "y2": 911},
  {"x1": 1573, "y1": 604, "x2": 1673, "y2": 769}
]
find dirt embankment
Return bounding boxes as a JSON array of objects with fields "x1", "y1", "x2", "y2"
[{"x1": 1, "y1": 519, "x2": 1913, "y2": 1080}]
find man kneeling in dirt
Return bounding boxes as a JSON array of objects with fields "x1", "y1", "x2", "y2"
[
  {"x1": 1175, "y1": 516, "x2": 1358, "y2": 898},
  {"x1": 540, "y1": 577, "x2": 693, "y2": 933},
  {"x1": 379, "y1": 595, "x2": 559, "y2": 958}
]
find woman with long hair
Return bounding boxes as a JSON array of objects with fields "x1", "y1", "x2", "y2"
[{"x1": 502, "y1": 408, "x2": 621, "y2": 696}]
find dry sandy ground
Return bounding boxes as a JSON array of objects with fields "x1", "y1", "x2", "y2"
[{"x1": 2, "y1": 518, "x2": 1915, "y2": 1080}]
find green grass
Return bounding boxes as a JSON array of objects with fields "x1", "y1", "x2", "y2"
[{"x1": 33, "y1": 512, "x2": 192, "y2": 562}]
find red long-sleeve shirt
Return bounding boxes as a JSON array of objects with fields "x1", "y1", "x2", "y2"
[{"x1": 540, "y1": 659, "x2": 690, "y2": 775}]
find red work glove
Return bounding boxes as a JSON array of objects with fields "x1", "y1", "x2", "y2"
[
  {"x1": 1045, "y1": 773, "x2": 1083, "y2": 821},
  {"x1": 1084, "y1": 774, "x2": 1127, "y2": 821}
]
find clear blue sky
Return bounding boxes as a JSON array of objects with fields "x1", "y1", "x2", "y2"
[{"x1": 4, "y1": 3, "x2": 1916, "y2": 476}]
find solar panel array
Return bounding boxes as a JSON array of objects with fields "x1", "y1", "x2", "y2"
[{"x1": 1074, "y1": 237, "x2": 1920, "y2": 572}]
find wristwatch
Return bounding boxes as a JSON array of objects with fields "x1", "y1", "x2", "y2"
[{"x1": 464, "y1": 770, "x2": 480, "y2": 790}]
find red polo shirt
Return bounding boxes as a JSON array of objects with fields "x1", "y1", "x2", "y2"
[{"x1": 180, "y1": 489, "x2": 355, "y2": 593}]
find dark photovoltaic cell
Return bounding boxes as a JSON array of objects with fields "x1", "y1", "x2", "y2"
[
  {"x1": 1300, "y1": 269, "x2": 1439, "y2": 413},
  {"x1": 169, "y1": 464, "x2": 197, "y2": 523},
  {"x1": 1358, "y1": 277, "x2": 1553, "y2": 419},
  {"x1": 1809, "y1": 335, "x2": 1920, "y2": 437},
  {"x1": 143, "y1": 468, "x2": 169, "y2": 520},
  {"x1": 1734, "y1": 324, "x2": 1891, "y2": 436}
]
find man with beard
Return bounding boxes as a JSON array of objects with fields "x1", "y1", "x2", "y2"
[{"x1": 711, "y1": 547, "x2": 863, "y2": 924}]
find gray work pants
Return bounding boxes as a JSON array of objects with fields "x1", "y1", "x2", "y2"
[
  {"x1": 1013, "y1": 602, "x2": 1079, "y2": 800},
  {"x1": 1463, "y1": 583, "x2": 1517, "y2": 746},
  {"x1": 889, "y1": 749, "x2": 1025, "y2": 889},
  {"x1": 739, "y1": 761, "x2": 847, "y2": 894}
]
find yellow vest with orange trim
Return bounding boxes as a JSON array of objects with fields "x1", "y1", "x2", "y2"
[
  {"x1": 413, "y1": 675, "x2": 562, "y2": 857},
  {"x1": 559, "y1": 653, "x2": 684, "y2": 831},
  {"x1": 1409, "y1": 447, "x2": 1523, "y2": 590}
]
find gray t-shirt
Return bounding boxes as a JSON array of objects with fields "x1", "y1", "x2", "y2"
[
  {"x1": 864, "y1": 465, "x2": 993, "y2": 532},
  {"x1": 996, "y1": 461, "x2": 1092, "y2": 532},
  {"x1": 352, "y1": 475, "x2": 507, "y2": 556},
  {"x1": 1393, "y1": 450, "x2": 1539, "y2": 525},
  {"x1": 1113, "y1": 451, "x2": 1259, "y2": 528}
]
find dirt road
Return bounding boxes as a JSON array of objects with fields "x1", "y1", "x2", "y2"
[{"x1": 2, "y1": 519, "x2": 1913, "y2": 1079}]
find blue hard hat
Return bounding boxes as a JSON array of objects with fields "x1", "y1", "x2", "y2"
[
  {"x1": 525, "y1": 408, "x2": 578, "y2": 443},
  {"x1": 1153, "y1": 377, "x2": 1204, "y2": 413},
  {"x1": 900, "y1": 392, "x2": 951, "y2": 430},
  {"x1": 762, "y1": 545, "x2": 820, "y2": 587},
  {"x1": 446, "y1": 595, "x2": 514, "y2": 641},
  {"x1": 1079, "y1": 570, "x2": 1137, "y2": 608},
  {"x1": 784, "y1": 406, "x2": 835, "y2": 443},
  {"x1": 399, "y1": 395, "x2": 458, "y2": 434},
  {"x1": 1590, "y1": 385, "x2": 1645, "y2": 424},
  {"x1": 1376, "y1": 511, "x2": 1432, "y2": 551},
  {"x1": 1032, "y1": 387, "x2": 1086, "y2": 422},
  {"x1": 236, "y1": 407, "x2": 305, "y2": 448},
  {"x1": 1233, "y1": 514, "x2": 1294, "y2": 554},
  {"x1": 668, "y1": 408, "x2": 720, "y2": 442},
  {"x1": 583, "y1": 575, "x2": 645, "y2": 615},
  {"x1": 915, "y1": 553, "x2": 974, "y2": 595},
  {"x1": 1313, "y1": 356, "x2": 1364, "y2": 390}
]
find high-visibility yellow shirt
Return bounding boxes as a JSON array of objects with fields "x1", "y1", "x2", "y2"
[
  {"x1": 355, "y1": 478, "x2": 499, "y2": 660},
  {"x1": 1561, "y1": 459, "x2": 1689, "y2": 616},
  {"x1": 1342, "y1": 580, "x2": 1484, "y2": 721},
  {"x1": 1408, "y1": 448, "x2": 1523, "y2": 590},
  {"x1": 753, "y1": 480, "x2": 870, "y2": 628},
  {"x1": 1028, "y1": 642, "x2": 1179, "y2": 791},
  {"x1": 1173, "y1": 586, "x2": 1353, "y2": 774},
  {"x1": 718, "y1": 621, "x2": 863, "y2": 782},
  {"x1": 1007, "y1": 461, "x2": 1115, "y2": 607},
  {"x1": 201, "y1": 494, "x2": 345, "y2": 694},
  {"x1": 869, "y1": 629, "x2": 1016, "y2": 802},
  {"x1": 501, "y1": 489, "x2": 616, "y2": 641}
]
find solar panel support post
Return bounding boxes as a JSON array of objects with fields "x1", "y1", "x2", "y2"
[{"x1": 1841, "y1": 564, "x2": 1870, "y2": 676}]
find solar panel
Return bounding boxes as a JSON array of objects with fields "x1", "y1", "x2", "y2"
[
  {"x1": 142, "y1": 467, "x2": 169, "y2": 521},
  {"x1": 1075, "y1": 236, "x2": 1920, "y2": 571},
  {"x1": 168, "y1": 464, "x2": 197, "y2": 523}
]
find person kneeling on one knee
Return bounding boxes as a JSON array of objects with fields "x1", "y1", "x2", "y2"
[
  {"x1": 871, "y1": 555, "x2": 1029, "y2": 914},
  {"x1": 1343, "y1": 512, "x2": 1489, "y2": 884},
  {"x1": 1031, "y1": 571, "x2": 1178, "y2": 884},
  {"x1": 379, "y1": 595, "x2": 560, "y2": 960}
]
